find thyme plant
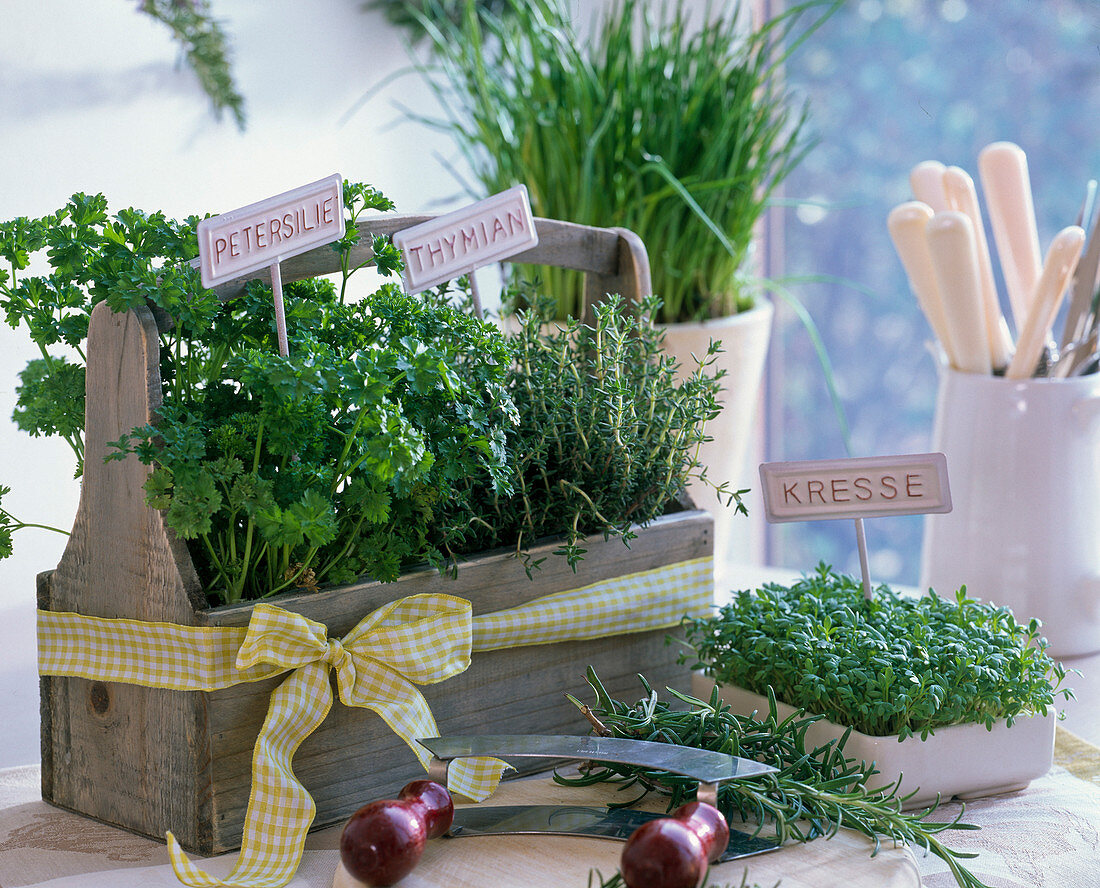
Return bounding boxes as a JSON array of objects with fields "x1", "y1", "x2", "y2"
[
  {"x1": 682, "y1": 564, "x2": 1073, "y2": 740},
  {"x1": 449, "y1": 289, "x2": 743, "y2": 570},
  {"x1": 564, "y1": 669, "x2": 989, "y2": 888}
]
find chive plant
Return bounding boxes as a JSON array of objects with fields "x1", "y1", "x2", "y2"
[
  {"x1": 682, "y1": 564, "x2": 1073, "y2": 740},
  {"x1": 412, "y1": 0, "x2": 838, "y2": 322}
]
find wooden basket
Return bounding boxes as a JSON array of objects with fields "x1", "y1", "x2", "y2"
[{"x1": 37, "y1": 215, "x2": 713, "y2": 855}]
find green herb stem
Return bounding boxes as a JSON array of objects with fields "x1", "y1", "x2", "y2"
[{"x1": 566, "y1": 670, "x2": 991, "y2": 888}]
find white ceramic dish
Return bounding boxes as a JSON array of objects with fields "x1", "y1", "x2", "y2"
[{"x1": 692, "y1": 674, "x2": 1055, "y2": 810}]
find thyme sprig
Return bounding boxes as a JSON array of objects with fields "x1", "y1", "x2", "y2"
[{"x1": 561, "y1": 669, "x2": 989, "y2": 888}]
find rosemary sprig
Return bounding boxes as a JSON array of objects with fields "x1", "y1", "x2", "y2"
[{"x1": 562, "y1": 669, "x2": 989, "y2": 888}]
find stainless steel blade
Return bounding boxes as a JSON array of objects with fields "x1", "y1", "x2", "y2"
[
  {"x1": 446, "y1": 805, "x2": 781, "y2": 862},
  {"x1": 418, "y1": 735, "x2": 777, "y2": 783}
]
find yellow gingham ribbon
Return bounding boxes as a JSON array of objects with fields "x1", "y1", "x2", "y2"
[
  {"x1": 472, "y1": 556, "x2": 712, "y2": 651},
  {"x1": 37, "y1": 555, "x2": 711, "y2": 888},
  {"x1": 170, "y1": 595, "x2": 505, "y2": 887}
]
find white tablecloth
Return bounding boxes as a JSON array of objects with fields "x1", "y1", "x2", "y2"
[{"x1": 5, "y1": 752, "x2": 1100, "y2": 888}]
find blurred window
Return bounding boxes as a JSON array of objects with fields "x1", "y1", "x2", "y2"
[{"x1": 767, "y1": 0, "x2": 1100, "y2": 583}]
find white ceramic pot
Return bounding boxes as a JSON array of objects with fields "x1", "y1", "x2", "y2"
[
  {"x1": 659, "y1": 300, "x2": 774, "y2": 566},
  {"x1": 920, "y1": 368, "x2": 1100, "y2": 657},
  {"x1": 693, "y1": 674, "x2": 1055, "y2": 810}
]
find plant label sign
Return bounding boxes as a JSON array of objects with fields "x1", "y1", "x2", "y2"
[
  {"x1": 760, "y1": 453, "x2": 951, "y2": 599},
  {"x1": 392, "y1": 185, "x2": 538, "y2": 295},
  {"x1": 760, "y1": 453, "x2": 952, "y2": 523},
  {"x1": 196, "y1": 174, "x2": 345, "y2": 289}
]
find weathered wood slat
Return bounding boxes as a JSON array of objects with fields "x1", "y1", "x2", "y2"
[
  {"x1": 202, "y1": 509, "x2": 708, "y2": 629},
  {"x1": 39, "y1": 215, "x2": 711, "y2": 855},
  {"x1": 40, "y1": 302, "x2": 211, "y2": 851}
]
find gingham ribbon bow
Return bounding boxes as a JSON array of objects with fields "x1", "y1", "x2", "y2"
[{"x1": 168, "y1": 594, "x2": 507, "y2": 888}]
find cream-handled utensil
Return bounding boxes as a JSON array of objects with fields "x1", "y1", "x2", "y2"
[
  {"x1": 888, "y1": 201, "x2": 957, "y2": 366},
  {"x1": 977, "y1": 141, "x2": 1044, "y2": 328},
  {"x1": 1005, "y1": 225, "x2": 1086, "y2": 379},
  {"x1": 909, "y1": 160, "x2": 950, "y2": 212},
  {"x1": 925, "y1": 211, "x2": 993, "y2": 375},
  {"x1": 942, "y1": 165, "x2": 1014, "y2": 371}
]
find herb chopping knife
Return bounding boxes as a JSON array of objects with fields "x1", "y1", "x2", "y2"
[{"x1": 418, "y1": 734, "x2": 780, "y2": 862}]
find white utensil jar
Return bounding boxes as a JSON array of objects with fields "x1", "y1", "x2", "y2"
[{"x1": 920, "y1": 367, "x2": 1100, "y2": 656}]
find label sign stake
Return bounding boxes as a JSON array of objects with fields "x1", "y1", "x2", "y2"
[
  {"x1": 197, "y1": 174, "x2": 346, "y2": 356},
  {"x1": 760, "y1": 453, "x2": 952, "y2": 598},
  {"x1": 392, "y1": 185, "x2": 538, "y2": 316}
]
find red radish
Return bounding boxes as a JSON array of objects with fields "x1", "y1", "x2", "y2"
[
  {"x1": 398, "y1": 780, "x2": 454, "y2": 839},
  {"x1": 672, "y1": 801, "x2": 729, "y2": 862},
  {"x1": 339, "y1": 799, "x2": 427, "y2": 887},
  {"x1": 620, "y1": 817, "x2": 707, "y2": 888}
]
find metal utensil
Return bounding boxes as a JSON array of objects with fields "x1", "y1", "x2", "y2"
[
  {"x1": 1005, "y1": 225, "x2": 1086, "y2": 379},
  {"x1": 1052, "y1": 327, "x2": 1098, "y2": 378},
  {"x1": 421, "y1": 734, "x2": 777, "y2": 806},
  {"x1": 978, "y1": 141, "x2": 1045, "y2": 329},
  {"x1": 925, "y1": 211, "x2": 993, "y2": 374},
  {"x1": 446, "y1": 805, "x2": 780, "y2": 863},
  {"x1": 418, "y1": 734, "x2": 781, "y2": 861},
  {"x1": 1073, "y1": 353, "x2": 1100, "y2": 376},
  {"x1": 943, "y1": 165, "x2": 1014, "y2": 371},
  {"x1": 1062, "y1": 183, "x2": 1100, "y2": 350}
]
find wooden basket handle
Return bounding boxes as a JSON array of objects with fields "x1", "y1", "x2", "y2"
[
  {"x1": 46, "y1": 301, "x2": 205, "y2": 623},
  {"x1": 198, "y1": 216, "x2": 652, "y2": 322}
]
